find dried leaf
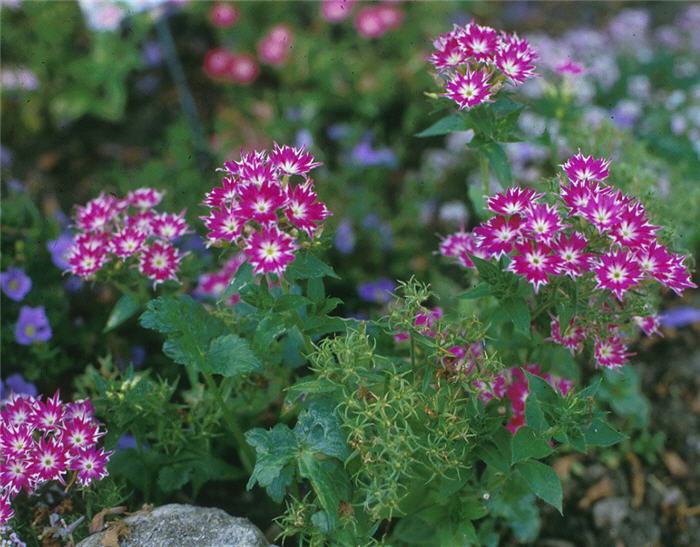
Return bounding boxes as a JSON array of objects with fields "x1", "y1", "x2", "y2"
[
  {"x1": 101, "y1": 520, "x2": 130, "y2": 547},
  {"x1": 578, "y1": 476, "x2": 613, "y2": 510},
  {"x1": 662, "y1": 451, "x2": 689, "y2": 478},
  {"x1": 626, "y1": 452, "x2": 645, "y2": 509},
  {"x1": 89, "y1": 506, "x2": 127, "y2": 533}
]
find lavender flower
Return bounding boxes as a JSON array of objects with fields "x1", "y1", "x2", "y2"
[
  {"x1": 141, "y1": 41, "x2": 163, "y2": 67},
  {"x1": 358, "y1": 278, "x2": 395, "y2": 304},
  {"x1": 47, "y1": 234, "x2": 74, "y2": 270},
  {"x1": 15, "y1": 306, "x2": 52, "y2": 345},
  {"x1": 659, "y1": 307, "x2": 700, "y2": 328},
  {"x1": 0, "y1": 373, "x2": 38, "y2": 399},
  {"x1": 335, "y1": 218, "x2": 356, "y2": 254},
  {"x1": 1, "y1": 267, "x2": 32, "y2": 301}
]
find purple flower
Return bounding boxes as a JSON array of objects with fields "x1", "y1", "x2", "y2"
[
  {"x1": 659, "y1": 307, "x2": 700, "y2": 329},
  {"x1": 116, "y1": 434, "x2": 148, "y2": 452},
  {"x1": 130, "y1": 346, "x2": 146, "y2": 368},
  {"x1": 335, "y1": 218, "x2": 356, "y2": 254},
  {"x1": 350, "y1": 134, "x2": 398, "y2": 167},
  {"x1": 1, "y1": 267, "x2": 32, "y2": 301},
  {"x1": 15, "y1": 306, "x2": 52, "y2": 345},
  {"x1": 47, "y1": 234, "x2": 74, "y2": 270},
  {"x1": 358, "y1": 278, "x2": 396, "y2": 304},
  {"x1": 141, "y1": 41, "x2": 163, "y2": 67},
  {"x1": 0, "y1": 373, "x2": 38, "y2": 399},
  {"x1": 64, "y1": 277, "x2": 84, "y2": 293}
]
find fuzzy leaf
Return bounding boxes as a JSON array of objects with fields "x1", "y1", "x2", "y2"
[
  {"x1": 246, "y1": 424, "x2": 297, "y2": 503},
  {"x1": 294, "y1": 399, "x2": 349, "y2": 460},
  {"x1": 458, "y1": 283, "x2": 492, "y2": 300},
  {"x1": 207, "y1": 334, "x2": 262, "y2": 377}
]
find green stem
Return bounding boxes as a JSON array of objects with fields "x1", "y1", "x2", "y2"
[
  {"x1": 204, "y1": 373, "x2": 255, "y2": 474},
  {"x1": 480, "y1": 152, "x2": 490, "y2": 196}
]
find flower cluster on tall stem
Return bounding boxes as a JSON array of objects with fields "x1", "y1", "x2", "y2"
[
  {"x1": 439, "y1": 151, "x2": 696, "y2": 368},
  {"x1": 427, "y1": 21, "x2": 538, "y2": 110},
  {"x1": 201, "y1": 144, "x2": 331, "y2": 277},
  {"x1": 66, "y1": 189, "x2": 189, "y2": 288},
  {"x1": 0, "y1": 392, "x2": 112, "y2": 525}
]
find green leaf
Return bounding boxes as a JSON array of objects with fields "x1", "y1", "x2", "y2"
[
  {"x1": 502, "y1": 297, "x2": 530, "y2": 335},
  {"x1": 566, "y1": 426, "x2": 587, "y2": 453},
  {"x1": 298, "y1": 454, "x2": 350, "y2": 529},
  {"x1": 524, "y1": 396, "x2": 548, "y2": 435},
  {"x1": 140, "y1": 295, "x2": 226, "y2": 372},
  {"x1": 294, "y1": 399, "x2": 349, "y2": 460},
  {"x1": 516, "y1": 460, "x2": 562, "y2": 513},
  {"x1": 104, "y1": 294, "x2": 141, "y2": 332},
  {"x1": 253, "y1": 314, "x2": 288, "y2": 352},
  {"x1": 286, "y1": 254, "x2": 339, "y2": 280},
  {"x1": 525, "y1": 372, "x2": 558, "y2": 404},
  {"x1": 476, "y1": 442, "x2": 510, "y2": 474},
  {"x1": 583, "y1": 419, "x2": 626, "y2": 447},
  {"x1": 207, "y1": 334, "x2": 262, "y2": 377},
  {"x1": 577, "y1": 377, "x2": 602, "y2": 399},
  {"x1": 274, "y1": 294, "x2": 311, "y2": 311},
  {"x1": 308, "y1": 277, "x2": 325, "y2": 303},
  {"x1": 481, "y1": 143, "x2": 512, "y2": 187},
  {"x1": 415, "y1": 114, "x2": 467, "y2": 137},
  {"x1": 468, "y1": 254, "x2": 501, "y2": 284},
  {"x1": 511, "y1": 426, "x2": 553, "y2": 464},
  {"x1": 458, "y1": 283, "x2": 492, "y2": 299},
  {"x1": 157, "y1": 464, "x2": 190, "y2": 492},
  {"x1": 220, "y1": 262, "x2": 254, "y2": 303},
  {"x1": 246, "y1": 424, "x2": 298, "y2": 503}
]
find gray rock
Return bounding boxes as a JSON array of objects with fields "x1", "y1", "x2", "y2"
[
  {"x1": 77, "y1": 504, "x2": 270, "y2": 547},
  {"x1": 592, "y1": 497, "x2": 629, "y2": 530}
]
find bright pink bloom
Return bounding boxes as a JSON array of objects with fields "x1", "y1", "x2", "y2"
[
  {"x1": 68, "y1": 245, "x2": 109, "y2": 277},
  {"x1": 31, "y1": 391, "x2": 65, "y2": 432},
  {"x1": 426, "y1": 36, "x2": 469, "y2": 72},
  {"x1": 257, "y1": 25, "x2": 293, "y2": 66},
  {"x1": 594, "y1": 248, "x2": 642, "y2": 300},
  {"x1": 633, "y1": 315, "x2": 661, "y2": 337},
  {"x1": 354, "y1": 6, "x2": 388, "y2": 39},
  {"x1": 461, "y1": 22, "x2": 499, "y2": 61},
  {"x1": 320, "y1": 0, "x2": 355, "y2": 23},
  {"x1": 110, "y1": 227, "x2": 147, "y2": 259},
  {"x1": 473, "y1": 214, "x2": 523, "y2": 257},
  {"x1": 0, "y1": 457, "x2": 33, "y2": 495},
  {"x1": 28, "y1": 437, "x2": 68, "y2": 483},
  {"x1": 137, "y1": 240, "x2": 184, "y2": 288},
  {"x1": 127, "y1": 188, "x2": 164, "y2": 209},
  {"x1": 609, "y1": 205, "x2": 659, "y2": 249},
  {"x1": 208, "y1": 3, "x2": 238, "y2": 28},
  {"x1": 495, "y1": 33, "x2": 537, "y2": 86},
  {"x1": 60, "y1": 417, "x2": 101, "y2": 452},
  {"x1": 269, "y1": 143, "x2": 322, "y2": 176},
  {"x1": 201, "y1": 206, "x2": 243, "y2": 244},
  {"x1": 126, "y1": 210, "x2": 156, "y2": 235},
  {"x1": 70, "y1": 447, "x2": 113, "y2": 487},
  {"x1": 203, "y1": 177, "x2": 239, "y2": 209},
  {"x1": 395, "y1": 307, "x2": 442, "y2": 342},
  {"x1": 0, "y1": 491, "x2": 13, "y2": 525},
  {"x1": 244, "y1": 225, "x2": 297, "y2": 276},
  {"x1": 523, "y1": 203, "x2": 568, "y2": 244},
  {"x1": 74, "y1": 196, "x2": 117, "y2": 233},
  {"x1": 1, "y1": 424, "x2": 33, "y2": 458},
  {"x1": 203, "y1": 48, "x2": 234, "y2": 80},
  {"x1": 439, "y1": 229, "x2": 488, "y2": 269},
  {"x1": 1, "y1": 396, "x2": 36, "y2": 428},
  {"x1": 551, "y1": 231, "x2": 594, "y2": 278},
  {"x1": 661, "y1": 255, "x2": 697, "y2": 296},
  {"x1": 487, "y1": 186, "x2": 543, "y2": 216},
  {"x1": 580, "y1": 190, "x2": 622, "y2": 233},
  {"x1": 594, "y1": 336, "x2": 633, "y2": 369},
  {"x1": 65, "y1": 399, "x2": 95, "y2": 421},
  {"x1": 555, "y1": 60, "x2": 585, "y2": 75},
  {"x1": 634, "y1": 240, "x2": 674, "y2": 282},
  {"x1": 285, "y1": 181, "x2": 332, "y2": 237},
  {"x1": 546, "y1": 315, "x2": 586, "y2": 355},
  {"x1": 152, "y1": 210, "x2": 189, "y2": 240},
  {"x1": 237, "y1": 181, "x2": 287, "y2": 225},
  {"x1": 225, "y1": 53, "x2": 259, "y2": 85},
  {"x1": 559, "y1": 179, "x2": 599, "y2": 214},
  {"x1": 562, "y1": 151, "x2": 611, "y2": 184},
  {"x1": 508, "y1": 240, "x2": 562, "y2": 293},
  {"x1": 442, "y1": 67, "x2": 494, "y2": 110}
]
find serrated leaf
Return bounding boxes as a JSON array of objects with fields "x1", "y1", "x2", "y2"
[
  {"x1": 298, "y1": 454, "x2": 350, "y2": 530},
  {"x1": 140, "y1": 295, "x2": 226, "y2": 372},
  {"x1": 516, "y1": 460, "x2": 562, "y2": 513},
  {"x1": 511, "y1": 426, "x2": 553, "y2": 464},
  {"x1": 104, "y1": 293, "x2": 140, "y2": 333},
  {"x1": 415, "y1": 114, "x2": 468, "y2": 137},
  {"x1": 246, "y1": 424, "x2": 297, "y2": 502},
  {"x1": 583, "y1": 419, "x2": 626, "y2": 447},
  {"x1": 458, "y1": 283, "x2": 492, "y2": 300},
  {"x1": 207, "y1": 334, "x2": 262, "y2": 377},
  {"x1": 294, "y1": 399, "x2": 349, "y2": 460}
]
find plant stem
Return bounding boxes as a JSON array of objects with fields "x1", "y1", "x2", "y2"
[
  {"x1": 204, "y1": 373, "x2": 255, "y2": 474},
  {"x1": 480, "y1": 152, "x2": 490, "y2": 196}
]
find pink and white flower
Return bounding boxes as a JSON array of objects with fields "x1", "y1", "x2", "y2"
[
  {"x1": 270, "y1": 143, "x2": 322, "y2": 176},
  {"x1": 487, "y1": 186, "x2": 543, "y2": 216},
  {"x1": 138, "y1": 240, "x2": 184, "y2": 288},
  {"x1": 562, "y1": 151, "x2": 611, "y2": 184},
  {"x1": 594, "y1": 335, "x2": 633, "y2": 369},
  {"x1": 593, "y1": 248, "x2": 642, "y2": 301},
  {"x1": 507, "y1": 240, "x2": 562, "y2": 293},
  {"x1": 442, "y1": 67, "x2": 494, "y2": 110},
  {"x1": 473, "y1": 214, "x2": 523, "y2": 257},
  {"x1": 244, "y1": 225, "x2": 298, "y2": 276},
  {"x1": 285, "y1": 182, "x2": 332, "y2": 237}
]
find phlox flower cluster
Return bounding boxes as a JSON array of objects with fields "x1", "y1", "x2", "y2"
[
  {"x1": 427, "y1": 21, "x2": 538, "y2": 110},
  {"x1": 473, "y1": 364, "x2": 572, "y2": 434},
  {"x1": 0, "y1": 392, "x2": 112, "y2": 525},
  {"x1": 201, "y1": 144, "x2": 331, "y2": 277},
  {"x1": 440, "y1": 151, "x2": 696, "y2": 368},
  {"x1": 66, "y1": 189, "x2": 190, "y2": 288}
]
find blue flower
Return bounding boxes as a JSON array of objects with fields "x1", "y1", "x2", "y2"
[
  {"x1": 15, "y1": 306, "x2": 51, "y2": 345},
  {"x1": 1, "y1": 267, "x2": 32, "y2": 302},
  {"x1": 358, "y1": 278, "x2": 396, "y2": 304},
  {"x1": 335, "y1": 218, "x2": 356, "y2": 255}
]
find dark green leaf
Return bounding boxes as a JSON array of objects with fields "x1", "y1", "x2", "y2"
[
  {"x1": 207, "y1": 334, "x2": 262, "y2": 377},
  {"x1": 157, "y1": 464, "x2": 190, "y2": 492},
  {"x1": 286, "y1": 254, "x2": 339, "y2": 280},
  {"x1": 511, "y1": 426, "x2": 553, "y2": 464},
  {"x1": 274, "y1": 294, "x2": 311, "y2": 311},
  {"x1": 524, "y1": 396, "x2": 548, "y2": 435},
  {"x1": 415, "y1": 114, "x2": 468, "y2": 137},
  {"x1": 294, "y1": 398, "x2": 349, "y2": 460},
  {"x1": 220, "y1": 262, "x2": 254, "y2": 303},
  {"x1": 308, "y1": 277, "x2": 325, "y2": 303},
  {"x1": 516, "y1": 460, "x2": 562, "y2": 513},
  {"x1": 502, "y1": 297, "x2": 530, "y2": 335},
  {"x1": 298, "y1": 454, "x2": 350, "y2": 529},
  {"x1": 525, "y1": 372, "x2": 558, "y2": 404},
  {"x1": 481, "y1": 143, "x2": 512, "y2": 187},
  {"x1": 246, "y1": 424, "x2": 298, "y2": 503},
  {"x1": 584, "y1": 419, "x2": 626, "y2": 447},
  {"x1": 458, "y1": 283, "x2": 492, "y2": 300},
  {"x1": 104, "y1": 293, "x2": 140, "y2": 332}
]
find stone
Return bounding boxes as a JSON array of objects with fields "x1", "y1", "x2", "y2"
[
  {"x1": 591, "y1": 497, "x2": 629, "y2": 530},
  {"x1": 77, "y1": 504, "x2": 270, "y2": 547}
]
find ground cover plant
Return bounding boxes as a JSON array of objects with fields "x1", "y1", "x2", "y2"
[{"x1": 1, "y1": 2, "x2": 699, "y2": 545}]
